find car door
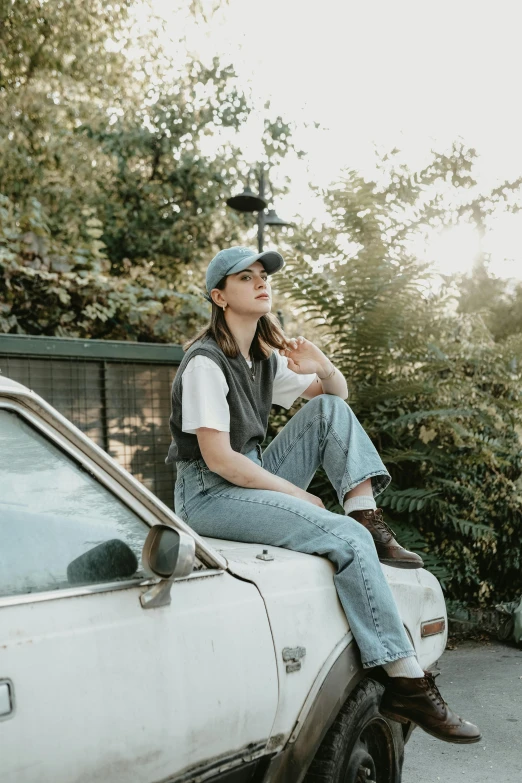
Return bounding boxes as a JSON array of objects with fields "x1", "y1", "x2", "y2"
[{"x1": 0, "y1": 400, "x2": 278, "y2": 783}]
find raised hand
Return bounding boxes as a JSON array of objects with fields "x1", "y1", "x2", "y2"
[{"x1": 279, "y1": 336, "x2": 333, "y2": 377}]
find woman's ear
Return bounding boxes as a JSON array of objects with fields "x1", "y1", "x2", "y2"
[{"x1": 211, "y1": 289, "x2": 226, "y2": 308}]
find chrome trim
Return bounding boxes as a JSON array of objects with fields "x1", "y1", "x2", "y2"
[
  {"x1": 140, "y1": 580, "x2": 175, "y2": 609},
  {"x1": 141, "y1": 526, "x2": 197, "y2": 609},
  {"x1": 171, "y1": 531, "x2": 197, "y2": 579},
  {"x1": 0, "y1": 569, "x2": 224, "y2": 609},
  {"x1": 0, "y1": 579, "x2": 150, "y2": 608},
  {"x1": 0, "y1": 395, "x2": 226, "y2": 570},
  {"x1": 142, "y1": 525, "x2": 196, "y2": 580}
]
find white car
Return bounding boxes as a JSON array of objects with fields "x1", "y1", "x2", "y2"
[{"x1": 0, "y1": 375, "x2": 447, "y2": 783}]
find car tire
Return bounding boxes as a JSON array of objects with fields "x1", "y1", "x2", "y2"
[{"x1": 304, "y1": 677, "x2": 405, "y2": 783}]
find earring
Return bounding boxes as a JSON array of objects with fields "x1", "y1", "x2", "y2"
[{"x1": 222, "y1": 303, "x2": 227, "y2": 311}]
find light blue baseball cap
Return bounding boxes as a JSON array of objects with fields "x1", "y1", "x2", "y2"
[{"x1": 205, "y1": 246, "x2": 284, "y2": 302}]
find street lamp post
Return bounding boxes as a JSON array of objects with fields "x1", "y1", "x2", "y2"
[
  {"x1": 256, "y1": 166, "x2": 266, "y2": 253},
  {"x1": 226, "y1": 165, "x2": 291, "y2": 326},
  {"x1": 226, "y1": 165, "x2": 290, "y2": 253}
]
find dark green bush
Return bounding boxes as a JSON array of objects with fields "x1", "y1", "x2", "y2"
[{"x1": 272, "y1": 147, "x2": 522, "y2": 604}]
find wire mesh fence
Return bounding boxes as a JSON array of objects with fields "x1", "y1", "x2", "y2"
[{"x1": 0, "y1": 336, "x2": 183, "y2": 508}]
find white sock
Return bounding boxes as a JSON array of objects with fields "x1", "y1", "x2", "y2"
[
  {"x1": 343, "y1": 495, "x2": 377, "y2": 515},
  {"x1": 383, "y1": 656, "x2": 425, "y2": 679}
]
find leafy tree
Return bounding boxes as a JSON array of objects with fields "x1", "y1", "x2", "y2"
[
  {"x1": 0, "y1": 0, "x2": 262, "y2": 284},
  {"x1": 81, "y1": 58, "x2": 250, "y2": 275},
  {"x1": 272, "y1": 144, "x2": 522, "y2": 604},
  {"x1": 459, "y1": 260, "x2": 522, "y2": 344},
  {"x1": 0, "y1": 0, "x2": 135, "y2": 227},
  {"x1": 0, "y1": 0, "x2": 295, "y2": 336},
  {"x1": 0, "y1": 194, "x2": 207, "y2": 341}
]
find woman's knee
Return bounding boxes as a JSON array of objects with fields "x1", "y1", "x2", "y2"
[
  {"x1": 345, "y1": 516, "x2": 375, "y2": 546},
  {"x1": 307, "y1": 393, "x2": 352, "y2": 416},
  {"x1": 321, "y1": 511, "x2": 376, "y2": 555},
  {"x1": 338, "y1": 520, "x2": 376, "y2": 561},
  {"x1": 324, "y1": 527, "x2": 377, "y2": 572}
]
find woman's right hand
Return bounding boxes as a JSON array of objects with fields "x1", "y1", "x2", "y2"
[{"x1": 291, "y1": 487, "x2": 325, "y2": 509}]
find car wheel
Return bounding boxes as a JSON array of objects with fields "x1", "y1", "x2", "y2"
[{"x1": 304, "y1": 678, "x2": 404, "y2": 783}]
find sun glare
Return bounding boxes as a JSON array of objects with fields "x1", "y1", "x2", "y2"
[
  {"x1": 141, "y1": 0, "x2": 522, "y2": 281},
  {"x1": 483, "y1": 212, "x2": 522, "y2": 279},
  {"x1": 426, "y1": 224, "x2": 482, "y2": 277}
]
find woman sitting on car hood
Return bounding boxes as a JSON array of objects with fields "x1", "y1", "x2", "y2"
[{"x1": 166, "y1": 245, "x2": 481, "y2": 744}]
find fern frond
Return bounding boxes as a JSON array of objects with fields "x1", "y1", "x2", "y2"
[
  {"x1": 380, "y1": 487, "x2": 440, "y2": 513},
  {"x1": 277, "y1": 146, "x2": 522, "y2": 603},
  {"x1": 447, "y1": 516, "x2": 496, "y2": 540},
  {"x1": 382, "y1": 408, "x2": 475, "y2": 430},
  {"x1": 384, "y1": 516, "x2": 452, "y2": 584},
  {"x1": 381, "y1": 448, "x2": 445, "y2": 466}
]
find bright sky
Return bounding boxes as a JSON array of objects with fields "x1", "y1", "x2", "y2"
[{"x1": 148, "y1": 0, "x2": 522, "y2": 279}]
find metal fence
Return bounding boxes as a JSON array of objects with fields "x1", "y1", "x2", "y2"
[{"x1": 0, "y1": 335, "x2": 183, "y2": 508}]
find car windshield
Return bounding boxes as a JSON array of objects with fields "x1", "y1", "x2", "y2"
[{"x1": 0, "y1": 409, "x2": 149, "y2": 596}]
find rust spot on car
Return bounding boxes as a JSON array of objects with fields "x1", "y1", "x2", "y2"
[{"x1": 266, "y1": 733, "x2": 286, "y2": 752}]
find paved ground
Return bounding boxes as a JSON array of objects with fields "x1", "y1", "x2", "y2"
[{"x1": 402, "y1": 639, "x2": 522, "y2": 783}]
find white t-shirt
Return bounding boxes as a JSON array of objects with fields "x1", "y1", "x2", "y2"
[{"x1": 181, "y1": 352, "x2": 317, "y2": 434}]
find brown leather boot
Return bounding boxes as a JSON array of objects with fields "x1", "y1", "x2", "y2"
[
  {"x1": 380, "y1": 671, "x2": 482, "y2": 744},
  {"x1": 349, "y1": 508, "x2": 424, "y2": 569}
]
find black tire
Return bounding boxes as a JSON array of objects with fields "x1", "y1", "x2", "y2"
[{"x1": 304, "y1": 678, "x2": 404, "y2": 783}]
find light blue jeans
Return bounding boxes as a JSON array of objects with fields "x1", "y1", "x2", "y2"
[{"x1": 174, "y1": 394, "x2": 415, "y2": 668}]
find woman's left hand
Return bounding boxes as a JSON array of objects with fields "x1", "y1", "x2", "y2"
[{"x1": 280, "y1": 336, "x2": 333, "y2": 377}]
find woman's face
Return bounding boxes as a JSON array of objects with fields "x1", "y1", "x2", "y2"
[{"x1": 219, "y1": 261, "x2": 272, "y2": 316}]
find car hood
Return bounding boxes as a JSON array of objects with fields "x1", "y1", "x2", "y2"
[
  {"x1": 205, "y1": 537, "x2": 430, "y2": 590},
  {"x1": 205, "y1": 537, "x2": 448, "y2": 673}
]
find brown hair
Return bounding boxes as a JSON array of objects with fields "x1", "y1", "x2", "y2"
[{"x1": 184, "y1": 276, "x2": 288, "y2": 360}]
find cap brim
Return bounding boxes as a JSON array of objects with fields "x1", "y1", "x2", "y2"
[{"x1": 227, "y1": 250, "x2": 285, "y2": 277}]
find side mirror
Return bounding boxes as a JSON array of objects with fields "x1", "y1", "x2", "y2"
[{"x1": 140, "y1": 525, "x2": 196, "y2": 609}]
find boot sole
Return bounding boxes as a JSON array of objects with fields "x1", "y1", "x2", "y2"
[
  {"x1": 380, "y1": 708, "x2": 482, "y2": 744},
  {"x1": 379, "y1": 559, "x2": 424, "y2": 569}
]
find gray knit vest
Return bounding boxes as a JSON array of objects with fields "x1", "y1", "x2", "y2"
[{"x1": 166, "y1": 336, "x2": 278, "y2": 463}]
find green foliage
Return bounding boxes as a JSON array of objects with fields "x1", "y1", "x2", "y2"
[
  {"x1": 0, "y1": 195, "x2": 207, "y2": 341},
  {"x1": 80, "y1": 58, "x2": 251, "y2": 274},
  {"x1": 273, "y1": 144, "x2": 522, "y2": 604},
  {"x1": 0, "y1": 0, "x2": 297, "y2": 339},
  {"x1": 5, "y1": 1, "x2": 522, "y2": 609},
  {"x1": 459, "y1": 260, "x2": 522, "y2": 344},
  {"x1": 0, "y1": 0, "x2": 294, "y2": 342},
  {"x1": 0, "y1": 0, "x2": 135, "y2": 221}
]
